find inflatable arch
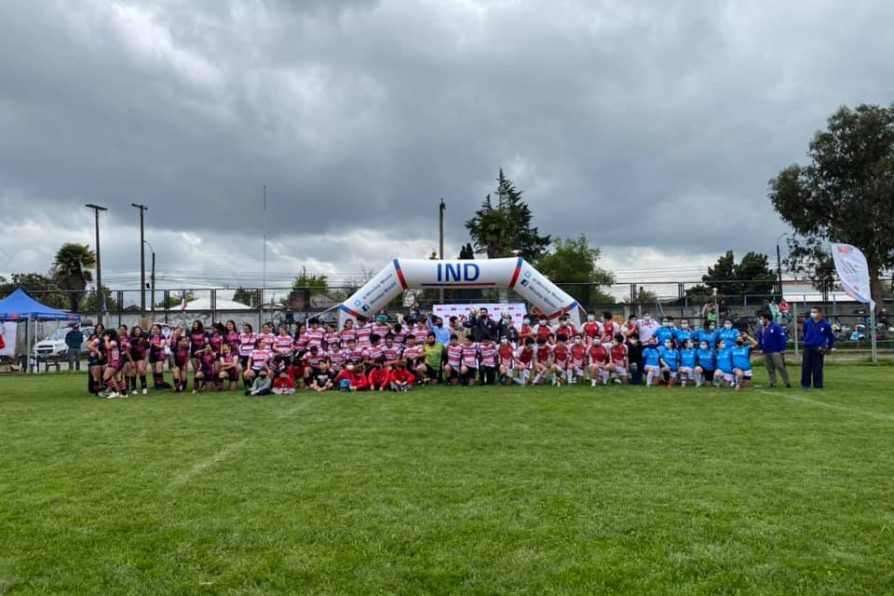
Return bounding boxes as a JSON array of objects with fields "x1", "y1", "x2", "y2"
[{"x1": 338, "y1": 258, "x2": 582, "y2": 327}]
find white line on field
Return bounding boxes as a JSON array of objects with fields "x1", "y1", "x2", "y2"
[
  {"x1": 168, "y1": 440, "x2": 246, "y2": 489},
  {"x1": 275, "y1": 396, "x2": 317, "y2": 419},
  {"x1": 756, "y1": 389, "x2": 894, "y2": 422}
]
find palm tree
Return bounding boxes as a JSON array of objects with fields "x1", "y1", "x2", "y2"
[{"x1": 51, "y1": 243, "x2": 96, "y2": 312}]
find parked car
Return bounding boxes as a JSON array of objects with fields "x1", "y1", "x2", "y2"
[{"x1": 33, "y1": 326, "x2": 93, "y2": 359}]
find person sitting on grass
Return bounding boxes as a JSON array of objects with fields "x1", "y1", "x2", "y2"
[
  {"x1": 193, "y1": 345, "x2": 217, "y2": 394},
  {"x1": 387, "y1": 362, "x2": 415, "y2": 392},
  {"x1": 731, "y1": 333, "x2": 757, "y2": 391},
  {"x1": 246, "y1": 369, "x2": 272, "y2": 396},
  {"x1": 715, "y1": 339, "x2": 735, "y2": 388},
  {"x1": 659, "y1": 339, "x2": 680, "y2": 388},
  {"x1": 642, "y1": 336, "x2": 662, "y2": 387},
  {"x1": 587, "y1": 338, "x2": 609, "y2": 387},
  {"x1": 335, "y1": 363, "x2": 368, "y2": 391},
  {"x1": 309, "y1": 361, "x2": 335, "y2": 392},
  {"x1": 367, "y1": 362, "x2": 388, "y2": 391},
  {"x1": 678, "y1": 339, "x2": 697, "y2": 387},
  {"x1": 271, "y1": 369, "x2": 296, "y2": 395}
]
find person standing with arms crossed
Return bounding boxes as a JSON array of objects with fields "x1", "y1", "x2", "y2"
[
  {"x1": 65, "y1": 323, "x2": 84, "y2": 371},
  {"x1": 757, "y1": 312, "x2": 791, "y2": 388},
  {"x1": 801, "y1": 306, "x2": 835, "y2": 390}
]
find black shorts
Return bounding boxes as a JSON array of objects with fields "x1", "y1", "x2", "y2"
[{"x1": 425, "y1": 364, "x2": 442, "y2": 382}]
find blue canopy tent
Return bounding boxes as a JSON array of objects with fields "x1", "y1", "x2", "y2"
[{"x1": 0, "y1": 288, "x2": 80, "y2": 373}]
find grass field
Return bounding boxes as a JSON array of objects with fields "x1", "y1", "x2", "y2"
[{"x1": 2, "y1": 364, "x2": 893, "y2": 594}]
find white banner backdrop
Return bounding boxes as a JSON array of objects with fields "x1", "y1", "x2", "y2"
[
  {"x1": 338, "y1": 258, "x2": 581, "y2": 327},
  {"x1": 432, "y1": 303, "x2": 528, "y2": 328},
  {"x1": 831, "y1": 243, "x2": 875, "y2": 308},
  {"x1": 1, "y1": 322, "x2": 16, "y2": 357}
]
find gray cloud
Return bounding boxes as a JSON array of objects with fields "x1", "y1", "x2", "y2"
[{"x1": 2, "y1": 0, "x2": 893, "y2": 282}]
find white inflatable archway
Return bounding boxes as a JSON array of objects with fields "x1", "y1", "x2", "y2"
[{"x1": 338, "y1": 258, "x2": 582, "y2": 327}]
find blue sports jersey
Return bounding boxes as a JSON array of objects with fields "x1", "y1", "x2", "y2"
[
  {"x1": 655, "y1": 327, "x2": 675, "y2": 345},
  {"x1": 731, "y1": 345, "x2": 752, "y2": 371},
  {"x1": 675, "y1": 329, "x2": 694, "y2": 345},
  {"x1": 679, "y1": 348, "x2": 696, "y2": 368},
  {"x1": 716, "y1": 347, "x2": 733, "y2": 373},
  {"x1": 718, "y1": 327, "x2": 740, "y2": 349},
  {"x1": 697, "y1": 329, "x2": 719, "y2": 347},
  {"x1": 643, "y1": 346, "x2": 661, "y2": 367},
  {"x1": 661, "y1": 348, "x2": 680, "y2": 371},
  {"x1": 696, "y1": 348, "x2": 716, "y2": 371}
]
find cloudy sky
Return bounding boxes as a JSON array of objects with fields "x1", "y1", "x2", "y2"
[{"x1": 1, "y1": 0, "x2": 892, "y2": 295}]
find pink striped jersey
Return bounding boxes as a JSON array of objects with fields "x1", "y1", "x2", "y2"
[
  {"x1": 446, "y1": 344, "x2": 463, "y2": 367},
  {"x1": 328, "y1": 349, "x2": 346, "y2": 370},
  {"x1": 461, "y1": 343, "x2": 479, "y2": 368},
  {"x1": 238, "y1": 333, "x2": 256, "y2": 357},
  {"x1": 382, "y1": 344, "x2": 403, "y2": 363},
  {"x1": 402, "y1": 344, "x2": 424, "y2": 362},
  {"x1": 392, "y1": 328, "x2": 408, "y2": 345},
  {"x1": 367, "y1": 344, "x2": 384, "y2": 363},
  {"x1": 340, "y1": 328, "x2": 357, "y2": 344},
  {"x1": 345, "y1": 347, "x2": 367, "y2": 363},
  {"x1": 479, "y1": 343, "x2": 498, "y2": 367},
  {"x1": 274, "y1": 335, "x2": 293, "y2": 353},
  {"x1": 249, "y1": 349, "x2": 271, "y2": 370},
  {"x1": 325, "y1": 332, "x2": 341, "y2": 349},
  {"x1": 302, "y1": 350, "x2": 327, "y2": 369},
  {"x1": 305, "y1": 328, "x2": 325, "y2": 348},
  {"x1": 355, "y1": 325, "x2": 372, "y2": 347},
  {"x1": 258, "y1": 332, "x2": 276, "y2": 350},
  {"x1": 413, "y1": 324, "x2": 429, "y2": 341},
  {"x1": 372, "y1": 323, "x2": 391, "y2": 338}
]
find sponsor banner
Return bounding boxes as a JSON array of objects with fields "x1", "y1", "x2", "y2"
[
  {"x1": 831, "y1": 243, "x2": 875, "y2": 308},
  {"x1": 511, "y1": 260, "x2": 579, "y2": 320},
  {"x1": 433, "y1": 303, "x2": 528, "y2": 327}
]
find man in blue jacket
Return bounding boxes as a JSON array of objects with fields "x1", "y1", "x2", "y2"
[
  {"x1": 757, "y1": 312, "x2": 790, "y2": 388},
  {"x1": 801, "y1": 306, "x2": 835, "y2": 390}
]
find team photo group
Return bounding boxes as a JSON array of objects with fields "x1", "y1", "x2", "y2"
[{"x1": 81, "y1": 305, "x2": 828, "y2": 399}]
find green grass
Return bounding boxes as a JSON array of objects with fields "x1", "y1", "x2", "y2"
[{"x1": 1, "y1": 366, "x2": 893, "y2": 595}]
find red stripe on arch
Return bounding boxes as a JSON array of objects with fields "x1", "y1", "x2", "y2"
[
  {"x1": 393, "y1": 258, "x2": 409, "y2": 290},
  {"x1": 508, "y1": 257, "x2": 523, "y2": 289}
]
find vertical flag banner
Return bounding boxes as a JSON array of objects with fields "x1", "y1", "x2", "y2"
[{"x1": 831, "y1": 243, "x2": 875, "y2": 308}]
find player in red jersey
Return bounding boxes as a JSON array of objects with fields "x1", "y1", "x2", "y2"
[
  {"x1": 534, "y1": 316, "x2": 553, "y2": 343},
  {"x1": 606, "y1": 333, "x2": 629, "y2": 384},
  {"x1": 601, "y1": 312, "x2": 619, "y2": 342},
  {"x1": 443, "y1": 334, "x2": 463, "y2": 385},
  {"x1": 569, "y1": 335, "x2": 587, "y2": 384},
  {"x1": 582, "y1": 312, "x2": 601, "y2": 345},
  {"x1": 587, "y1": 338, "x2": 610, "y2": 386},
  {"x1": 531, "y1": 337, "x2": 553, "y2": 386},
  {"x1": 335, "y1": 362, "x2": 368, "y2": 391},
  {"x1": 554, "y1": 317, "x2": 577, "y2": 345},
  {"x1": 519, "y1": 316, "x2": 534, "y2": 344},
  {"x1": 497, "y1": 337, "x2": 516, "y2": 384},
  {"x1": 368, "y1": 363, "x2": 389, "y2": 391},
  {"x1": 387, "y1": 362, "x2": 416, "y2": 391},
  {"x1": 514, "y1": 337, "x2": 535, "y2": 385},
  {"x1": 551, "y1": 334, "x2": 572, "y2": 386}
]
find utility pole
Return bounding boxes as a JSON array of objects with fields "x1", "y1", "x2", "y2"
[
  {"x1": 775, "y1": 232, "x2": 788, "y2": 299},
  {"x1": 145, "y1": 240, "x2": 156, "y2": 320},
  {"x1": 439, "y1": 198, "x2": 446, "y2": 305},
  {"x1": 85, "y1": 204, "x2": 108, "y2": 325},
  {"x1": 131, "y1": 203, "x2": 148, "y2": 314}
]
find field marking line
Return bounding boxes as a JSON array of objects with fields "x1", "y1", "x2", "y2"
[
  {"x1": 755, "y1": 389, "x2": 894, "y2": 422},
  {"x1": 274, "y1": 396, "x2": 318, "y2": 419},
  {"x1": 168, "y1": 439, "x2": 247, "y2": 489}
]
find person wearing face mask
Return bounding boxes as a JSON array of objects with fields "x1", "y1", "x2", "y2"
[
  {"x1": 642, "y1": 337, "x2": 662, "y2": 387},
  {"x1": 601, "y1": 312, "x2": 619, "y2": 342},
  {"x1": 555, "y1": 316, "x2": 577, "y2": 342},
  {"x1": 582, "y1": 312, "x2": 602, "y2": 345},
  {"x1": 730, "y1": 333, "x2": 757, "y2": 391},
  {"x1": 606, "y1": 333, "x2": 629, "y2": 384},
  {"x1": 570, "y1": 335, "x2": 587, "y2": 384},
  {"x1": 497, "y1": 336, "x2": 516, "y2": 384},
  {"x1": 659, "y1": 339, "x2": 680, "y2": 387},
  {"x1": 655, "y1": 317, "x2": 676, "y2": 346},
  {"x1": 464, "y1": 307, "x2": 498, "y2": 342},
  {"x1": 497, "y1": 312, "x2": 519, "y2": 343},
  {"x1": 715, "y1": 340, "x2": 735, "y2": 388},
  {"x1": 636, "y1": 311, "x2": 660, "y2": 345},
  {"x1": 587, "y1": 337, "x2": 610, "y2": 386},
  {"x1": 534, "y1": 317, "x2": 554, "y2": 342},
  {"x1": 694, "y1": 340, "x2": 716, "y2": 387},
  {"x1": 426, "y1": 313, "x2": 451, "y2": 346},
  {"x1": 718, "y1": 318, "x2": 740, "y2": 349},
  {"x1": 675, "y1": 319, "x2": 694, "y2": 346},
  {"x1": 697, "y1": 321, "x2": 719, "y2": 348},
  {"x1": 625, "y1": 333, "x2": 643, "y2": 386},
  {"x1": 757, "y1": 311, "x2": 791, "y2": 388},
  {"x1": 801, "y1": 306, "x2": 835, "y2": 390},
  {"x1": 519, "y1": 317, "x2": 534, "y2": 343}
]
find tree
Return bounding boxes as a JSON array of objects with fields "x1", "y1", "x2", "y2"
[
  {"x1": 702, "y1": 251, "x2": 776, "y2": 300},
  {"x1": 626, "y1": 286, "x2": 659, "y2": 306},
  {"x1": 0, "y1": 273, "x2": 67, "y2": 309},
  {"x1": 535, "y1": 235, "x2": 615, "y2": 309},
  {"x1": 283, "y1": 267, "x2": 329, "y2": 309},
  {"x1": 784, "y1": 236, "x2": 836, "y2": 301},
  {"x1": 769, "y1": 103, "x2": 894, "y2": 302},
  {"x1": 232, "y1": 287, "x2": 259, "y2": 307},
  {"x1": 50, "y1": 243, "x2": 96, "y2": 313},
  {"x1": 465, "y1": 169, "x2": 551, "y2": 262},
  {"x1": 684, "y1": 284, "x2": 715, "y2": 302},
  {"x1": 81, "y1": 286, "x2": 119, "y2": 313}
]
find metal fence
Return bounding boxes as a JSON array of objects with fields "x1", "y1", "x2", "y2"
[{"x1": 6, "y1": 280, "x2": 891, "y2": 353}]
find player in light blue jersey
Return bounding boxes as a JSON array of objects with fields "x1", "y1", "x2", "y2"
[
  {"x1": 655, "y1": 317, "x2": 676, "y2": 346},
  {"x1": 642, "y1": 336, "x2": 663, "y2": 387},
  {"x1": 674, "y1": 319, "x2": 694, "y2": 347},
  {"x1": 697, "y1": 322, "x2": 719, "y2": 348},
  {"x1": 715, "y1": 340, "x2": 734, "y2": 388},
  {"x1": 678, "y1": 339, "x2": 697, "y2": 386},
  {"x1": 730, "y1": 333, "x2": 756, "y2": 391},
  {"x1": 659, "y1": 339, "x2": 680, "y2": 387},
  {"x1": 694, "y1": 341, "x2": 716, "y2": 387},
  {"x1": 718, "y1": 319, "x2": 740, "y2": 350}
]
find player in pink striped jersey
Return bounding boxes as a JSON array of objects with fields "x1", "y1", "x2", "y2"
[
  {"x1": 478, "y1": 336, "x2": 498, "y2": 385},
  {"x1": 273, "y1": 325, "x2": 294, "y2": 358},
  {"x1": 354, "y1": 315, "x2": 372, "y2": 349},
  {"x1": 304, "y1": 318, "x2": 325, "y2": 349},
  {"x1": 340, "y1": 319, "x2": 357, "y2": 345},
  {"x1": 238, "y1": 323, "x2": 256, "y2": 369},
  {"x1": 459, "y1": 336, "x2": 480, "y2": 386},
  {"x1": 443, "y1": 334, "x2": 463, "y2": 385},
  {"x1": 257, "y1": 323, "x2": 276, "y2": 351}
]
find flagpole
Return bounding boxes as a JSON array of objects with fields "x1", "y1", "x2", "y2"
[{"x1": 869, "y1": 305, "x2": 878, "y2": 364}]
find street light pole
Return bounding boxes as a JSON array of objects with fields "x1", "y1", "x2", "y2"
[
  {"x1": 132, "y1": 203, "x2": 148, "y2": 314},
  {"x1": 775, "y1": 232, "x2": 789, "y2": 299},
  {"x1": 145, "y1": 240, "x2": 156, "y2": 321},
  {"x1": 85, "y1": 204, "x2": 108, "y2": 325},
  {"x1": 439, "y1": 198, "x2": 446, "y2": 305}
]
